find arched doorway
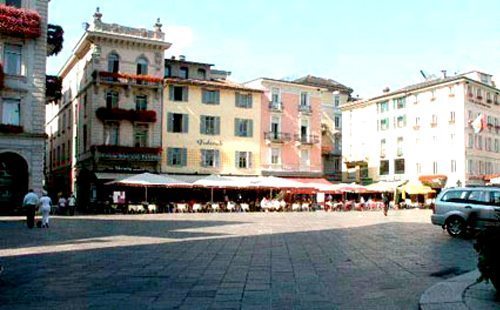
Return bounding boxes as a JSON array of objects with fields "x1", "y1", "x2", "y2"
[{"x1": 0, "y1": 152, "x2": 29, "y2": 213}]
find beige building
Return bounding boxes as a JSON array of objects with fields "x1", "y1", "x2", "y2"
[
  {"x1": 163, "y1": 57, "x2": 262, "y2": 176},
  {"x1": 0, "y1": 0, "x2": 48, "y2": 210},
  {"x1": 342, "y1": 70, "x2": 500, "y2": 187},
  {"x1": 46, "y1": 9, "x2": 170, "y2": 207}
]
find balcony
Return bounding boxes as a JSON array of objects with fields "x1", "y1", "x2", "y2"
[
  {"x1": 294, "y1": 134, "x2": 320, "y2": 145},
  {"x1": 0, "y1": 4, "x2": 41, "y2": 39},
  {"x1": 264, "y1": 131, "x2": 291, "y2": 143},
  {"x1": 298, "y1": 105, "x2": 312, "y2": 114},
  {"x1": 92, "y1": 145, "x2": 162, "y2": 162},
  {"x1": 268, "y1": 101, "x2": 283, "y2": 112},
  {"x1": 96, "y1": 107, "x2": 157, "y2": 123},
  {"x1": 93, "y1": 71, "x2": 163, "y2": 89}
]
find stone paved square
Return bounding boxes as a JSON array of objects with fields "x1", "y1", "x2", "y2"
[{"x1": 0, "y1": 210, "x2": 477, "y2": 309}]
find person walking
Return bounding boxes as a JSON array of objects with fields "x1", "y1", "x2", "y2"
[
  {"x1": 39, "y1": 192, "x2": 52, "y2": 228},
  {"x1": 68, "y1": 193, "x2": 76, "y2": 216},
  {"x1": 22, "y1": 189, "x2": 39, "y2": 229},
  {"x1": 57, "y1": 195, "x2": 67, "y2": 215},
  {"x1": 382, "y1": 192, "x2": 390, "y2": 216}
]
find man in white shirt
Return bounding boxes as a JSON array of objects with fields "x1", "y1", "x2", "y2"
[
  {"x1": 22, "y1": 189, "x2": 39, "y2": 229},
  {"x1": 68, "y1": 193, "x2": 76, "y2": 216}
]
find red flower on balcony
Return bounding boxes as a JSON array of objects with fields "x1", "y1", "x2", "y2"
[
  {"x1": 92, "y1": 145, "x2": 162, "y2": 155},
  {"x1": 98, "y1": 71, "x2": 163, "y2": 84},
  {"x1": 96, "y1": 107, "x2": 157, "y2": 123},
  {"x1": 477, "y1": 95, "x2": 483, "y2": 100},
  {"x1": 0, "y1": 62, "x2": 4, "y2": 90},
  {"x1": 0, "y1": 4, "x2": 41, "y2": 39},
  {"x1": 0, "y1": 124, "x2": 23, "y2": 134}
]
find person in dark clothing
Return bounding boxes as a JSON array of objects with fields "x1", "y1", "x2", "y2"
[
  {"x1": 382, "y1": 192, "x2": 390, "y2": 216},
  {"x1": 22, "y1": 189, "x2": 39, "y2": 228}
]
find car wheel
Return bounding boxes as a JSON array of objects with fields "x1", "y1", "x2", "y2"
[{"x1": 446, "y1": 216, "x2": 466, "y2": 237}]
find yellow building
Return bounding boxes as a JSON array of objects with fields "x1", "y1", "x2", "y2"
[{"x1": 162, "y1": 58, "x2": 262, "y2": 176}]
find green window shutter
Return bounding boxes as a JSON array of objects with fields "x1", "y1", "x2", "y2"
[
  {"x1": 249, "y1": 152, "x2": 253, "y2": 168},
  {"x1": 167, "y1": 148, "x2": 173, "y2": 166},
  {"x1": 169, "y1": 85, "x2": 174, "y2": 101},
  {"x1": 200, "y1": 150, "x2": 206, "y2": 167},
  {"x1": 248, "y1": 120, "x2": 253, "y2": 137},
  {"x1": 182, "y1": 114, "x2": 189, "y2": 133},
  {"x1": 215, "y1": 117, "x2": 220, "y2": 135},
  {"x1": 182, "y1": 87, "x2": 188, "y2": 101},
  {"x1": 235, "y1": 92, "x2": 240, "y2": 107},
  {"x1": 215, "y1": 150, "x2": 220, "y2": 167},
  {"x1": 248, "y1": 94, "x2": 253, "y2": 108},
  {"x1": 235, "y1": 151, "x2": 239, "y2": 168},
  {"x1": 202, "y1": 89, "x2": 207, "y2": 104},
  {"x1": 200, "y1": 116, "x2": 206, "y2": 134},
  {"x1": 181, "y1": 148, "x2": 187, "y2": 166},
  {"x1": 167, "y1": 113, "x2": 173, "y2": 132},
  {"x1": 234, "y1": 119, "x2": 239, "y2": 136},
  {"x1": 215, "y1": 91, "x2": 220, "y2": 104}
]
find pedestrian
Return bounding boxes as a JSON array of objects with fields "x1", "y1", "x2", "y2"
[
  {"x1": 382, "y1": 192, "x2": 390, "y2": 216},
  {"x1": 39, "y1": 191, "x2": 52, "y2": 228},
  {"x1": 57, "y1": 195, "x2": 67, "y2": 215},
  {"x1": 22, "y1": 189, "x2": 39, "y2": 229},
  {"x1": 68, "y1": 193, "x2": 76, "y2": 216}
]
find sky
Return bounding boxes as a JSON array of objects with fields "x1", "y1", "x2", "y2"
[{"x1": 46, "y1": 0, "x2": 500, "y2": 98}]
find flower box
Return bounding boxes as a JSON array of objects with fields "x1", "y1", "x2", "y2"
[
  {"x1": 98, "y1": 71, "x2": 163, "y2": 84},
  {"x1": 92, "y1": 145, "x2": 162, "y2": 155},
  {"x1": 96, "y1": 107, "x2": 157, "y2": 123},
  {"x1": 0, "y1": 4, "x2": 41, "y2": 39},
  {"x1": 477, "y1": 96, "x2": 483, "y2": 100},
  {"x1": 47, "y1": 24, "x2": 64, "y2": 56},
  {"x1": 0, "y1": 124, "x2": 23, "y2": 134},
  {"x1": 46, "y1": 75, "x2": 62, "y2": 101}
]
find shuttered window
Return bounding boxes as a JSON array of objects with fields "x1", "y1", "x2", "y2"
[
  {"x1": 235, "y1": 92, "x2": 252, "y2": 108},
  {"x1": 202, "y1": 89, "x2": 220, "y2": 105},
  {"x1": 200, "y1": 116, "x2": 220, "y2": 135},
  {"x1": 167, "y1": 148, "x2": 187, "y2": 167},
  {"x1": 235, "y1": 151, "x2": 252, "y2": 169},
  {"x1": 167, "y1": 113, "x2": 189, "y2": 133},
  {"x1": 201, "y1": 149, "x2": 220, "y2": 167},
  {"x1": 169, "y1": 85, "x2": 188, "y2": 102},
  {"x1": 234, "y1": 118, "x2": 253, "y2": 137}
]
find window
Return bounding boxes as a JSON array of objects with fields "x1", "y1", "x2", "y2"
[
  {"x1": 82, "y1": 125, "x2": 88, "y2": 151},
  {"x1": 380, "y1": 139, "x2": 386, "y2": 158},
  {"x1": 106, "y1": 91, "x2": 119, "y2": 109},
  {"x1": 430, "y1": 90, "x2": 436, "y2": 101},
  {"x1": 164, "y1": 65, "x2": 171, "y2": 78},
  {"x1": 201, "y1": 149, "x2": 220, "y2": 167},
  {"x1": 234, "y1": 118, "x2": 253, "y2": 137},
  {"x1": 449, "y1": 111, "x2": 455, "y2": 123},
  {"x1": 169, "y1": 85, "x2": 188, "y2": 101},
  {"x1": 135, "y1": 95, "x2": 147, "y2": 110},
  {"x1": 108, "y1": 53, "x2": 119, "y2": 73},
  {"x1": 396, "y1": 115, "x2": 406, "y2": 128},
  {"x1": 334, "y1": 116, "x2": 341, "y2": 128},
  {"x1": 486, "y1": 92, "x2": 491, "y2": 102},
  {"x1": 468, "y1": 133, "x2": 474, "y2": 148},
  {"x1": 467, "y1": 86, "x2": 473, "y2": 97},
  {"x1": 300, "y1": 119, "x2": 309, "y2": 141},
  {"x1": 83, "y1": 93, "x2": 88, "y2": 118},
  {"x1": 334, "y1": 95, "x2": 340, "y2": 107},
  {"x1": 202, "y1": 89, "x2": 220, "y2": 104},
  {"x1": 133, "y1": 124, "x2": 148, "y2": 147},
  {"x1": 380, "y1": 160, "x2": 389, "y2": 175},
  {"x1": 300, "y1": 92, "x2": 309, "y2": 107},
  {"x1": 167, "y1": 113, "x2": 189, "y2": 133},
  {"x1": 433, "y1": 161, "x2": 438, "y2": 174},
  {"x1": 396, "y1": 137, "x2": 403, "y2": 156},
  {"x1": 179, "y1": 67, "x2": 188, "y2": 79},
  {"x1": 61, "y1": 143, "x2": 65, "y2": 162},
  {"x1": 197, "y1": 68, "x2": 206, "y2": 79},
  {"x1": 477, "y1": 135, "x2": 483, "y2": 150},
  {"x1": 495, "y1": 139, "x2": 499, "y2": 153},
  {"x1": 67, "y1": 139, "x2": 71, "y2": 160},
  {"x1": 441, "y1": 190, "x2": 469, "y2": 203},
  {"x1": 1, "y1": 98, "x2": 20, "y2": 125},
  {"x1": 380, "y1": 118, "x2": 389, "y2": 130},
  {"x1": 378, "y1": 101, "x2": 389, "y2": 113},
  {"x1": 495, "y1": 94, "x2": 498, "y2": 104},
  {"x1": 62, "y1": 112, "x2": 66, "y2": 132},
  {"x1": 236, "y1": 151, "x2": 252, "y2": 168},
  {"x1": 4, "y1": 44, "x2": 22, "y2": 75},
  {"x1": 270, "y1": 148, "x2": 280, "y2": 165},
  {"x1": 271, "y1": 88, "x2": 280, "y2": 104},
  {"x1": 395, "y1": 158, "x2": 405, "y2": 174},
  {"x1": 415, "y1": 117, "x2": 420, "y2": 127},
  {"x1": 431, "y1": 114, "x2": 438, "y2": 126},
  {"x1": 104, "y1": 122, "x2": 119, "y2": 145},
  {"x1": 270, "y1": 116, "x2": 280, "y2": 136},
  {"x1": 476, "y1": 88, "x2": 482, "y2": 99},
  {"x1": 136, "y1": 57, "x2": 148, "y2": 75},
  {"x1": 300, "y1": 149, "x2": 310, "y2": 167},
  {"x1": 468, "y1": 191, "x2": 488, "y2": 204},
  {"x1": 451, "y1": 160, "x2": 456, "y2": 173},
  {"x1": 167, "y1": 148, "x2": 187, "y2": 167},
  {"x1": 56, "y1": 145, "x2": 61, "y2": 165},
  {"x1": 235, "y1": 93, "x2": 252, "y2": 108},
  {"x1": 200, "y1": 115, "x2": 220, "y2": 135},
  {"x1": 416, "y1": 163, "x2": 422, "y2": 174},
  {"x1": 394, "y1": 97, "x2": 406, "y2": 109},
  {"x1": 468, "y1": 159, "x2": 474, "y2": 174},
  {"x1": 6, "y1": 0, "x2": 22, "y2": 8}
]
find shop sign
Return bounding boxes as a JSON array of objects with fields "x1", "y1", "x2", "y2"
[
  {"x1": 98, "y1": 153, "x2": 160, "y2": 161},
  {"x1": 196, "y1": 139, "x2": 223, "y2": 146}
]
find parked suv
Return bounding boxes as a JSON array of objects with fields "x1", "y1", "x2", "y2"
[{"x1": 431, "y1": 187, "x2": 500, "y2": 237}]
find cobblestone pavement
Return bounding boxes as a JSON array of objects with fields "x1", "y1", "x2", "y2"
[{"x1": 0, "y1": 210, "x2": 477, "y2": 309}]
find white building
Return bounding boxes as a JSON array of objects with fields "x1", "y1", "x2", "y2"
[
  {"x1": 0, "y1": 0, "x2": 48, "y2": 211},
  {"x1": 342, "y1": 71, "x2": 500, "y2": 187}
]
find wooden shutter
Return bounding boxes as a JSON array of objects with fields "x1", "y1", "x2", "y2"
[
  {"x1": 235, "y1": 151, "x2": 239, "y2": 168},
  {"x1": 234, "y1": 119, "x2": 239, "y2": 136},
  {"x1": 215, "y1": 150, "x2": 220, "y2": 167},
  {"x1": 200, "y1": 116, "x2": 206, "y2": 134},
  {"x1": 248, "y1": 94, "x2": 253, "y2": 108},
  {"x1": 248, "y1": 152, "x2": 252, "y2": 168},
  {"x1": 248, "y1": 120, "x2": 253, "y2": 137},
  {"x1": 200, "y1": 150, "x2": 206, "y2": 167},
  {"x1": 167, "y1": 148, "x2": 173, "y2": 166},
  {"x1": 215, "y1": 90, "x2": 220, "y2": 104},
  {"x1": 181, "y1": 148, "x2": 187, "y2": 167},
  {"x1": 235, "y1": 92, "x2": 241, "y2": 107},
  {"x1": 202, "y1": 89, "x2": 208, "y2": 103},
  {"x1": 169, "y1": 85, "x2": 174, "y2": 101},
  {"x1": 215, "y1": 117, "x2": 220, "y2": 135},
  {"x1": 182, "y1": 86, "x2": 188, "y2": 101},
  {"x1": 167, "y1": 113, "x2": 173, "y2": 132},
  {"x1": 182, "y1": 114, "x2": 189, "y2": 133}
]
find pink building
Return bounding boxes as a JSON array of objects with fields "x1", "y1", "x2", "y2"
[{"x1": 245, "y1": 78, "x2": 323, "y2": 177}]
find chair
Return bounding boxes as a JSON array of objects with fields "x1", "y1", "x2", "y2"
[
  {"x1": 192, "y1": 203, "x2": 202, "y2": 212},
  {"x1": 147, "y1": 204, "x2": 156, "y2": 213},
  {"x1": 176, "y1": 203, "x2": 188, "y2": 213},
  {"x1": 292, "y1": 203, "x2": 301, "y2": 211},
  {"x1": 240, "y1": 203, "x2": 249, "y2": 212},
  {"x1": 211, "y1": 203, "x2": 220, "y2": 212},
  {"x1": 227, "y1": 202, "x2": 236, "y2": 212}
]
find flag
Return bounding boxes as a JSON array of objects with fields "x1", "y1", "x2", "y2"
[{"x1": 471, "y1": 113, "x2": 485, "y2": 134}]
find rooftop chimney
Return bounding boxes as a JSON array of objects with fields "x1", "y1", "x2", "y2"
[
  {"x1": 441, "y1": 70, "x2": 447, "y2": 78},
  {"x1": 179, "y1": 55, "x2": 186, "y2": 61},
  {"x1": 383, "y1": 87, "x2": 390, "y2": 93}
]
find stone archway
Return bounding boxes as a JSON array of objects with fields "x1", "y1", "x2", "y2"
[{"x1": 0, "y1": 152, "x2": 29, "y2": 213}]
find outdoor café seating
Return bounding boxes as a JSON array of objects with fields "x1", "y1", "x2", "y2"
[
  {"x1": 176, "y1": 203, "x2": 188, "y2": 213},
  {"x1": 240, "y1": 203, "x2": 250, "y2": 212},
  {"x1": 192, "y1": 203, "x2": 202, "y2": 212},
  {"x1": 292, "y1": 203, "x2": 301, "y2": 211},
  {"x1": 227, "y1": 202, "x2": 236, "y2": 212},
  {"x1": 211, "y1": 203, "x2": 220, "y2": 212}
]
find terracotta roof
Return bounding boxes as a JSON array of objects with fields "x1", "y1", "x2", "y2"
[
  {"x1": 294, "y1": 75, "x2": 353, "y2": 93},
  {"x1": 165, "y1": 77, "x2": 263, "y2": 92}
]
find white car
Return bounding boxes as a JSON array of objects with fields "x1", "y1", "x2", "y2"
[{"x1": 431, "y1": 187, "x2": 500, "y2": 237}]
